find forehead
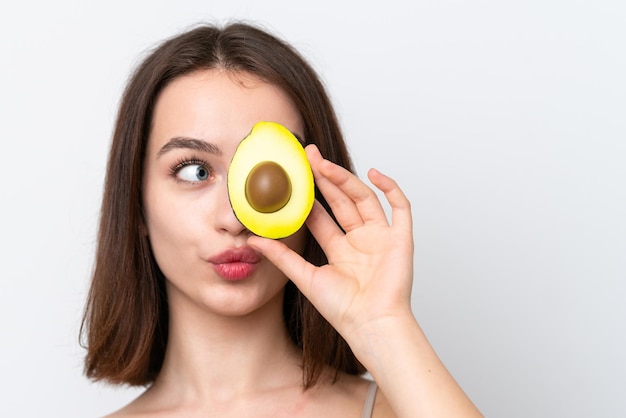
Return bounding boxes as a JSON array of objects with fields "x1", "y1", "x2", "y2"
[{"x1": 148, "y1": 69, "x2": 304, "y2": 153}]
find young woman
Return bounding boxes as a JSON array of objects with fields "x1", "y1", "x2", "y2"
[{"x1": 81, "y1": 22, "x2": 482, "y2": 418}]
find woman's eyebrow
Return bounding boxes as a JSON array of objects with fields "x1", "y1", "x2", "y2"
[{"x1": 157, "y1": 137, "x2": 222, "y2": 157}]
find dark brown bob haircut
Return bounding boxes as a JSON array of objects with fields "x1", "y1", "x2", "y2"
[{"x1": 80, "y1": 22, "x2": 364, "y2": 388}]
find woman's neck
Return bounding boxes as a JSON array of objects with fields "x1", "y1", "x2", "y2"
[{"x1": 153, "y1": 285, "x2": 303, "y2": 403}]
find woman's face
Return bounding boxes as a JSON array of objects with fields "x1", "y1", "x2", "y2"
[{"x1": 142, "y1": 69, "x2": 307, "y2": 317}]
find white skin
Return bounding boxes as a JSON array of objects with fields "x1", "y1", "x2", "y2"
[{"x1": 113, "y1": 69, "x2": 482, "y2": 418}]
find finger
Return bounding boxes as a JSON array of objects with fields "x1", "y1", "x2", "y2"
[
  {"x1": 304, "y1": 199, "x2": 345, "y2": 256},
  {"x1": 367, "y1": 168, "x2": 413, "y2": 233},
  {"x1": 247, "y1": 234, "x2": 316, "y2": 296},
  {"x1": 315, "y1": 155, "x2": 389, "y2": 227},
  {"x1": 306, "y1": 145, "x2": 364, "y2": 231}
]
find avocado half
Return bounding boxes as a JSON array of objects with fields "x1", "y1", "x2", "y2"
[{"x1": 228, "y1": 121, "x2": 314, "y2": 239}]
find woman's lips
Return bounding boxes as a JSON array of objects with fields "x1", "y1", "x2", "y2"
[{"x1": 208, "y1": 247, "x2": 261, "y2": 281}]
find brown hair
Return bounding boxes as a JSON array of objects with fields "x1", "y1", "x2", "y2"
[{"x1": 80, "y1": 22, "x2": 364, "y2": 388}]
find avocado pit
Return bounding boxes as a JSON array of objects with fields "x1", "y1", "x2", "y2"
[{"x1": 245, "y1": 161, "x2": 292, "y2": 213}]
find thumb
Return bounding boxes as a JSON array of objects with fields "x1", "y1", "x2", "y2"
[{"x1": 247, "y1": 234, "x2": 316, "y2": 296}]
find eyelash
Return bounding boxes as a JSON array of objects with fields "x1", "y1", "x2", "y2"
[{"x1": 169, "y1": 156, "x2": 212, "y2": 183}]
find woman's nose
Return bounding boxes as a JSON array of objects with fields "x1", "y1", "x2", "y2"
[{"x1": 214, "y1": 182, "x2": 247, "y2": 236}]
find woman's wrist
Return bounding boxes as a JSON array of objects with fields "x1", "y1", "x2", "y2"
[
  {"x1": 348, "y1": 310, "x2": 427, "y2": 375},
  {"x1": 349, "y1": 312, "x2": 483, "y2": 417}
]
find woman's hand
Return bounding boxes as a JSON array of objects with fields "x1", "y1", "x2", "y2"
[
  {"x1": 248, "y1": 144, "x2": 483, "y2": 417},
  {"x1": 248, "y1": 144, "x2": 415, "y2": 342}
]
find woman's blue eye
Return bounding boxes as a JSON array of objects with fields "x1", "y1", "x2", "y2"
[{"x1": 177, "y1": 164, "x2": 210, "y2": 182}]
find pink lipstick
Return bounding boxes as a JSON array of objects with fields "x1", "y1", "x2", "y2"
[{"x1": 208, "y1": 247, "x2": 261, "y2": 281}]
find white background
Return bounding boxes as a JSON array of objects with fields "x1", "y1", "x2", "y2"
[{"x1": 1, "y1": 1, "x2": 624, "y2": 417}]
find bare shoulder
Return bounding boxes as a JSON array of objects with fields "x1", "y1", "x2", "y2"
[
  {"x1": 322, "y1": 373, "x2": 396, "y2": 418},
  {"x1": 372, "y1": 387, "x2": 397, "y2": 418},
  {"x1": 103, "y1": 410, "x2": 129, "y2": 418},
  {"x1": 98, "y1": 374, "x2": 396, "y2": 418},
  {"x1": 102, "y1": 405, "x2": 161, "y2": 418},
  {"x1": 102, "y1": 408, "x2": 133, "y2": 418},
  {"x1": 102, "y1": 405, "x2": 145, "y2": 418},
  {"x1": 100, "y1": 389, "x2": 161, "y2": 418}
]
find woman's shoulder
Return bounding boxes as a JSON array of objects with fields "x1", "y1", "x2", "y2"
[
  {"x1": 100, "y1": 374, "x2": 396, "y2": 418},
  {"x1": 367, "y1": 383, "x2": 395, "y2": 418},
  {"x1": 101, "y1": 406, "x2": 146, "y2": 418},
  {"x1": 100, "y1": 389, "x2": 162, "y2": 418},
  {"x1": 324, "y1": 373, "x2": 395, "y2": 418},
  {"x1": 102, "y1": 405, "x2": 168, "y2": 418}
]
